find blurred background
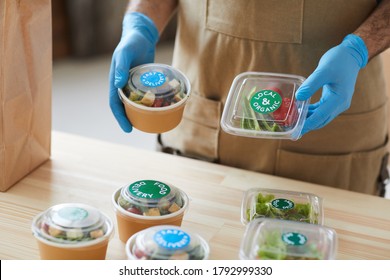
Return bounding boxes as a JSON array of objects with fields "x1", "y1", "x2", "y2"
[{"x1": 52, "y1": 0, "x2": 177, "y2": 150}]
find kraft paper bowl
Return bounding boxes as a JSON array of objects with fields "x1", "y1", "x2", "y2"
[
  {"x1": 32, "y1": 203, "x2": 114, "y2": 260},
  {"x1": 118, "y1": 63, "x2": 191, "y2": 133},
  {"x1": 112, "y1": 179, "x2": 189, "y2": 243}
]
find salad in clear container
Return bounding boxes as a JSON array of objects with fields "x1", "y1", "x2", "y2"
[
  {"x1": 241, "y1": 188, "x2": 323, "y2": 225},
  {"x1": 239, "y1": 218, "x2": 337, "y2": 260},
  {"x1": 221, "y1": 72, "x2": 310, "y2": 140}
]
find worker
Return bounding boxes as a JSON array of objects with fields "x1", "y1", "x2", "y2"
[{"x1": 109, "y1": 0, "x2": 390, "y2": 196}]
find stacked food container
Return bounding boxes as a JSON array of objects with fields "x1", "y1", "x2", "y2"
[
  {"x1": 112, "y1": 179, "x2": 210, "y2": 260},
  {"x1": 221, "y1": 71, "x2": 338, "y2": 260}
]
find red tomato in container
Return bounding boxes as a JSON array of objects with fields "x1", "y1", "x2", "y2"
[
  {"x1": 264, "y1": 86, "x2": 298, "y2": 127},
  {"x1": 152, "y1": 98, "x2": 164, "y2": 107},
  {"x1": 273, "y1": 97, "x2": 298, "y2": 127}
]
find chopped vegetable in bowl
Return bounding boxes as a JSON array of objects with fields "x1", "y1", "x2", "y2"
[{"x1": 117, "y1": 180, "x2": 186, "y2": 217}]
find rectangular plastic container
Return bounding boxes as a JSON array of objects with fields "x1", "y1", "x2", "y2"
[
  {"x1": 221, "y1": 72, "x2": 310, "y2": 140},
  {"x1": 239, "y1": 218, "x2": 337, "y2": 260},
  {"x1": 241, "y1": 188, "x2": 323, "y2": 225}
]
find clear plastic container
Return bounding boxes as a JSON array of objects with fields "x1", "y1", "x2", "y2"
[
  {"x1": 240, "y1": 218, "x2": 337, "y2": 260},
  {"x1": 118, "y1": 63, "x2": 191, "y2": 133},
  {"x1": 112, "y1": 179, "x2": 189, "y2": 242},
  {"x1": 221, "y1": 72, "x2": 309, "y2": 140},
  {"x1": 241, "y1": 188, "x2": 323, "y2": 225},
  {"x1": 126, "y1": 225, "x2": 209, "y2": 260},
  {"x1": 31, "y1": 203, "x2": 114, "y2": 259}
]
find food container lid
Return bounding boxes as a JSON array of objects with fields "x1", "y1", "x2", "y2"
[
  {"x1": 32, "y1": 203, "x2": 113, "y2": 245},
  {"x1": 121, "y1": 63, "x2": 190, "y2": 109},
  {"x1": 221, "y1": 72, "x2": 310, "y2": 140},
  {"x1": 241, "y1": 188, "x2": 323, "y2": 225},
  {"x1": 240, "y1": 218, "x2": 337, "y2": 260},
  {"x1": 126, "y1": 225, "x2": 209, "y2": 260},
  {"x1": 117, "y1": 180, "x2": 187, "y2": 217}
]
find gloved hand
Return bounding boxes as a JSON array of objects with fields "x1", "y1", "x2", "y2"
[
  {"x1": 295, "y1": 34, "x2": 368, "y2": 136},
  {"x1": 109, "y1": 12, "x2": 159, "y2": 132}
]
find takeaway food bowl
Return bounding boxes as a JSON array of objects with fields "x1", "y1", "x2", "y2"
[
  {"x1": 119, "y1": 63, "x2": 191, "y2": 133},
  {"x1": 31, "y1": 203, "x2": 114, "y2": 260},
  {"x1": 112, "y1": 179, "x2": 189, "y2": 242}
]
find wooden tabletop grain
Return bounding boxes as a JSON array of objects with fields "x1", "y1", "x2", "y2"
[{"x1": 0, "y1": 131, "x2": 389, "y2": 260}]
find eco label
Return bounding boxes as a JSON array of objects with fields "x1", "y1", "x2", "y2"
[
  {"x1": 58, "y1": 207, "x2": 88, "y2": 221},
  {"x1": 140, "y1": 71, "x2": 166, "y2": 87},
  {"x1": 282, "y1": 232, "x2": 307, "y2": 246},
  {"x1": 128, "y1": 180, "x2": 171, "y2": 200},
  {"x1": 271, "y1": 199, "x2": 295, "y2": 210},
  {"x1": 154, "y1": 228, "x2": 191, "y2": 250},
  {"x1": 250, "y1": 89, "x2": 282, "y2": 114}
]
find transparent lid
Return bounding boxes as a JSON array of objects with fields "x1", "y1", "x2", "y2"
[
  {"x1": 32, "y1": 203, "x2": 112, "y2": 244},
  {"x1": 117, "y1": 180, "x2": 186, "y2": 216},
  {"x1": 241, "y1": 188, "x2": 323, "y2": 225},
  {"x1": 126, "y1": 225, "x2": 209, "y2": 260},
  {"x1": 121, "y1": 63, "x2": 190, "y2": 108},
  {"x1": 221, "y1": 72, "x2": 310, "y2": 140},
  {"x1": 240, "y1": 218, "x2": 337, "y2": 260}
]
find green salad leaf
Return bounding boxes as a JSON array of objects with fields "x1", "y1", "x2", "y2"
[{"x1": 257, "y1": 230, "x2": 322, "y2": 260}]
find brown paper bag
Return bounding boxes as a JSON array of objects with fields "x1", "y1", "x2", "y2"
[{"x1": 0, "y1": 0, "x2": 52, "y2": 191}]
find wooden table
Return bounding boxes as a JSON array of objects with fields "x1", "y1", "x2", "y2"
[{"x1": 1, "y1": 131, "x2": 389, "y2": 260}]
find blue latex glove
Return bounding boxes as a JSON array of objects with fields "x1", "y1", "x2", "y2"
[
  {"x1": 295, "y1": 34, "x2": 368, "y2": 136},
  {"x1": 109, "y1": 12, "x2": 159, "y2": 132}
]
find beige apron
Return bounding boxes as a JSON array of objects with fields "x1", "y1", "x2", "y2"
[{"x1": 160, "y1": 0, "x2": 389, "y2": 195}]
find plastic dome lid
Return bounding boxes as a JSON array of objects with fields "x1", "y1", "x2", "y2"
[
  {"x1": 122, "y1": 63, "x2": 190, "y2": 108},
  {"x1": 117, "y1": 180, "x2": 186, "y2": 217},
  {"x1": 126, "y1": 225, "x2": 209, "y2": 260},
  {"x1": 32, "y1": 203, "x2": 113, "y2": 245}
]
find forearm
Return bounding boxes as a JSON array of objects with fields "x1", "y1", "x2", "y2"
[
  {"x1": 354, "y1": 0, "x2": 390, "y2": 59},
  {"x1": 127, "y1": 0, "x2": 178, "y2": 34}
]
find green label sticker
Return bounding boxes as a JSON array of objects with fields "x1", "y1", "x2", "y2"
[
  {"x1": 271, "y1": 199, "x2": 295, "y2": 210},
  {"x1": 282, "y1": 232, "x2": 307, "y2": 246},
  {"x1": 250, "y1": 89, "x2": 282, "y2": 114},
  {"x1": 58, "y1": 207, "x2": 88, "y2": 221},
  {"x1": 129, "y1": 180, "x2": 171, "y2": 200}
]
